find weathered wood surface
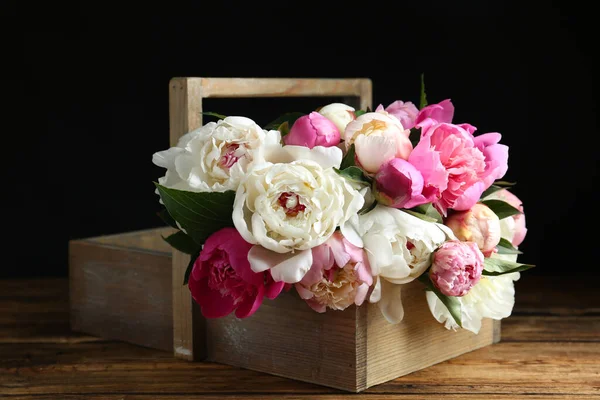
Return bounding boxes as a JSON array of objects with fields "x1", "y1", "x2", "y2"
[
  {"x1": 1, "y1": 275, "x2": 598, "y2": 398},
  {"x1": 168, "y1": 77, "x2": 373, "y2": 361},
  {"x1": 69, "y1": 230, "x2": 174, "y2": 352}
]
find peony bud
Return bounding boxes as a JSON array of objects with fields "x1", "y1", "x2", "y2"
[
  {"x1": 317, "y1": 103, "x2": 356, "y2": 134},
  {"x1": 486, "y1": 189, "x2": 527, "y2": 247},
  {"x1": 444, "y1": 203, "x2": 501, "y2": 257},
  {"x1": 373, "y1": 158, "x2": 432, "y2": 209},
  {"x1": 284, "y1": 112, "x2": 340, "y2": 148},
  {"x1": 385, "y1": 100, "x2": 419, "y2": 130},
  {"x1": 430, "y1": 241, "x2": 484, "y2": 297}
]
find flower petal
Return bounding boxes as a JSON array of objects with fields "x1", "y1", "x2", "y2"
[
  {"x1": 377, "y1": 278, "x2": 405, "y2": 324},
  {"x1": 266, "y1": 145, "x2": 342, "y2": 169},
  {"x1": 248, "y1": 246, "x2": 313, "y2": 283},
  {"x1": 354, "y1": 135, "x2": 397, "y2": 173}
]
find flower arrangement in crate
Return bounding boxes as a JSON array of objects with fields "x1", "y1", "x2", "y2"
[{"x1": 152, "y1": 78, "x2": 532, "y2": 333}]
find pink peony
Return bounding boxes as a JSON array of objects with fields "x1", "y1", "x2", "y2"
[
  {"x1": 444, "y1": 203, "x2": 501, "y2": 257},
  {"x1": 414, "y1": 99, "x2": 455, "y2": 125},
  {"x1": 284, "y1": 112, "x2": 340, "y2": 148},
  {"x1": 473, "y1": 133, "x2": 509, "y2": 190},
  {"x1": 188, "y1": 228, "x2": 285, "y2": 319},
  {"x1": 409, "y1": 121, "x2": 487, "y2": 215},
  {"x1": 295, "y1": 232, "x2": 373, "y2": 313},
  {"x1": 384, "y1": 100, "x2": 419, "y2": 130},
  {"x1": 430, "y1": 241, "x2": 484, "y2": 297},
  {"x1": 374, "y1": 158, "x2": 433, "y2": 209},
  {"x1": 487, "y1": 189, "x2": 527, "y2": 247}
]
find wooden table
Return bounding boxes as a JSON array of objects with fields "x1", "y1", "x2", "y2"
[{"x1": 1, "y1": 275, "x2": 598, "y2": 399}]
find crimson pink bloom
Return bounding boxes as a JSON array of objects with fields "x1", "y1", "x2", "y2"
[
  {"x1": 430, "y1": 240, "x2": 484, "y2": 297},
  {"x1": 384, "y1": 100, "x2": 419, "y2": 130},
  {"x1": 374, "y1": 158, "x2": 433, "y2": 209},
  {"x1": 189, "y1": 227, "x2": 285, "y2": 319},
  {"x1": 409, "y1": 121, "x2": 486, "y2": 215},
  {"x1": 414, "y1": 99, "x2": 455, "y2": 125},
  {"x1": 295, "y1": 232, "x2": 373, "y2": 313},
  {"x1": 283, "y1": 112, "x2": 341, "y2": 148}
]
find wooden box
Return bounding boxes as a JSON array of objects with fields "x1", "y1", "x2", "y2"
[{"x1": 69, "y1": 78, "x2": 500, "y2": 393}]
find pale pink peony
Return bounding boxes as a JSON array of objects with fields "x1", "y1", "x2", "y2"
[
  {"x1": 409, "y1": 121, "x2": 487, "y2": 215},
  {"x1": 487, "y1": 189, "x2": 527, "y2": 247},
  {"x1": 374, "y1": 158, "x2": 433, "y2": 209},
  {"x1": 188, "y1": 228, "x2": 285, "y2": 319},
  {"x1": 430, "y1": 241, "x2": 484, "y2": 297},
  {"x1": 444, "y1": 203, "x2": 501, "y2": 257},
  {"x1": 384, "y1": 100, "x2": 419, "y2": 130},
  {"x1": 343, "y1": 111, "x2": 412, "y2": 174},
  {"x1": 414, "y1": 99, "x2": 455, "y2": 125},
  {"x1": 284, "y1": 112, "x2": 340, "y2": 148},
  {"x1": 295, "y1": 232, "x2": 373, "y2": 313},
  {"x1": 473, "y1": 133, "x2": 509, "y2": 192}
]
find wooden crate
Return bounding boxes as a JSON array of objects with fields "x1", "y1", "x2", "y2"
[{"x1": 69, "y1": 78, "x2": 500, "y2": 393}]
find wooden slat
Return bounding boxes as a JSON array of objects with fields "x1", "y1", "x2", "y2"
[
  {"x1": 69, "y1": 238, "x2": 174, "y2": 352},
  {"x1": 168, "y1": 78, "x2": 204, "y2": 361},
  {"x1": 0, "y1": 342, "x2": 598, "y2": 396}
]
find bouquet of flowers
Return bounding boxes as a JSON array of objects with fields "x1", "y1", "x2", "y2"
[{"x1": 152, "y1": 80, "x2": 532, "y2": 334}]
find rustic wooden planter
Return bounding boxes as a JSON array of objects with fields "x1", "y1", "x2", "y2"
[{"x1": 69, "y1": 78, "x2": 500, "y2": 392}]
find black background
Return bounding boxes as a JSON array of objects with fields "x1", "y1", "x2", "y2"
[{"x1": 3, "y1": 2, "x2": 597, "y2": 278}]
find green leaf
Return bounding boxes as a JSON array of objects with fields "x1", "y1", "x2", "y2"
[
  {"x1": 409, "y1": 127, "x2": 421, "y2": 146},
  {"x1": 264, "y1": 112, "x2": 305, "y2": 131},
  {"x1": 154, "y1": 183, "x2": 236, "y2": 245},
  {"x1": 480, "y1": 199, "x2": 522, "y2": 220},
  {"x1": 496, "y1": 237, "x2": 523, "y2": 255},
  {"x1": 334, "y1": 166, "x2": 371, "y2": 184},
  {"x1": 418, "y1": 274, "x2": 462, "y2": 327},
  {"x1": 340, "y1": 144, "x2": 357, "y2": 170},
  {"x1": 277, "y1": 121, "x2": 290, "y2": 136},
  {"x1": 481, "y1": 184, "x2": 503, "y2": 199},
  {"x1": 402, "y1": 209, "x2": 438, "y2": 223},
  {"x1": 410, "y1": 203, "x2": 443, "y2": 224},
  {"x1": 359, "y1": 199, "x2": 378, "y2": 215},
  {"x1": 483, "y1": 257, "x2": 535, "y2": 276},
  {"x1": 494, "y1": 180, "x2": 516, "y2": 187},
  {"x1": 162, "y1": 231, "x2": 201, "y2": 255},
  {"x1": 183, "y1": 252, "x2": 200, "y2": 285},
  {"x1": 355, "y1": 109, "x2": 367, "y2": 117},
  {"x1": 201, "y1": 111, "x2": 227, "y2": 120},
  {"x1": 157, "y1": 209, "x2": 178, "y2": 229},
  {"x1": 419, "y1": 73, "x2": 428, "y2": 109}
]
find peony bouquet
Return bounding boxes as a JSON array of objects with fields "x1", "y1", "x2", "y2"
[{"x1": 152, "y1": 81, "x2": 532, "y2": 334}]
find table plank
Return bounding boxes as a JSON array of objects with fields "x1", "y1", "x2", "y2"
[
  {"x1": 0, "y1": 342, "x2": 598, "y2": 396},
  {"x1": 0, "y1": 276, "x2": 598, "y2": 399}
]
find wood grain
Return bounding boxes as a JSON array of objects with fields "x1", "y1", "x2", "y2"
[
  {"x1": 69, "y1": 234, "x2": 173, "y2": 351},
  {"x1": 0, "y1": 277, "x2": 597, "y2": 398},
  {"x1": 364, "y1": 281, "x2": 497, "y2": 389},
  {"x1": 168, "y1": 78, "x2": 204, "y2": 361}
]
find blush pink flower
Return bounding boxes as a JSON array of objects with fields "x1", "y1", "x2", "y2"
[
  {"x1": 473, "y1": 132, "x2": 509, "y2": 190},
  {"x1": 374, "y1": 158, "x2": 433, "y2": 209},
  {"x1": 384, "y1": 100, "x2": 419, "y2": 130},
  {"x1": 189, "y1": 228, "x2": 285, "y2": 319},
  {"x1": 295, "y1": 232, "x2": 373, "y2": 312},
  {"x1": 444, "y1": 203, "x2": 501, "y2": 257},
  {"x1": 408, "y1": 121, "x2": 486, "y2": 215},
  {"x1": 343, "y1": 111, "x2": 413, "y2": 174},
  {"x1": 284, "y1": 112, "x2": 340, "y2": 148},
  {"x1": 430, "y1": 241, "x2": 484, "y2": 297},
  {"x1": 414, "y1": 99, "x2": 455, "y2": 125},
  {"x1": 487, "y1": 189, "x2": 527, "y2": 247}
]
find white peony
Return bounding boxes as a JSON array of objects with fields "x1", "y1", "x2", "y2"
[
  {"x1": 233, "y1": 145, "x2": 364, "y2": 283},
  {"x1": 355, "y1": 205, "x2": 449, "y2": 323},
  {"x1": 318, "y1": 103, "x2": 356, "y2": 134},
  {"x1": 152, "y1": 117, "x2": 281, "y2": 192},
  {"x1": 427, "y1": 253, "x2": 520, "y2": 334}
]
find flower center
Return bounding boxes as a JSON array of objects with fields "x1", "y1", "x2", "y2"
[
  {"x1": 362, "y1": 120, "x2": 388, "y2": 135},
  {"x1": 219, "y1": 144, "x2": 242, "y2": 168},
  {"x1": 277, "y1": 192, "x2": 306, "y2": 217}
]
